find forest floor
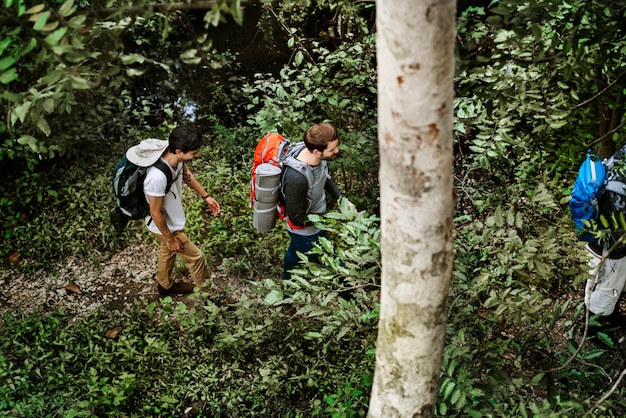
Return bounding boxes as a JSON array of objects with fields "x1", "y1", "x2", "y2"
[
  {"x1": 4, "y1": 240, "x2": 626, "y2": 364},
  {"x1": 0, "y1": 242, "x2": 241, "y2": 323}
]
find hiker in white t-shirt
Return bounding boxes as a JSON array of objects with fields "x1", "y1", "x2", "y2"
[{"x1": 129, "y1": 126, "x2": 220, "y2": 296}]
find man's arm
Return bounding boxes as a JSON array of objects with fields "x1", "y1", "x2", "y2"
[
  {"x1": 282, "y1": 167, "x2": 310, "y2": 226},
  {"x1": 324, "y1": 177, "x2": 343, "y2": 201},
  {"x1": 182, "y1": 165, "x2": 220, "y2": 214},
  {"x1": 147, "y1": 194, "x2": 182, "y2": 252}
]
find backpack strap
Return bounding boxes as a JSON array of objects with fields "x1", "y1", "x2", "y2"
[
  {"x1": 605, "y1": 180, "x2": 626, "y2": 196},
  {"x1": 152, "y1": 159, "x2": 175, "y2": 194},
  {"x1": 145, "y1": 159, "x2": 176, "y2": 227},
  {"x1": 282, "y1": 156, "x2": 328, "y2": 215},
  {"x1": 283, "y1": 157, "x2": 316, "y2": 194},
  {"x1": 285, "y1": 142, "x2": 307, "y2": 160}
]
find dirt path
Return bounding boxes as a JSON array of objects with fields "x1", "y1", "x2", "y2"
[{"x1": 0, "y1": 243, "x2": 191, "y2": 321}]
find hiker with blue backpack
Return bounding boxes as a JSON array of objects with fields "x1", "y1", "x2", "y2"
[
  {"x1": 570, "y1": 146, "x2": 626, "y2": 338},
  {"x1": 280, "y1": 123, "x2": 348, "y2": 279},
  {"x1": 127, "y1": 126, "x2": 221, "y2": 296}
]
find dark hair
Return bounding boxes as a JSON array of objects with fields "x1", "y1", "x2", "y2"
[
  {"x1": 168, "y1": 126, "x2": 203, "y2": 153},
  {"x1": 303, "y1": 123, "x2": 338, "y2": 152}
]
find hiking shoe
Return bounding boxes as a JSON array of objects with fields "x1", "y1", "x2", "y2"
[{"x1": 157, "y1": 282, "x2": 195, "y2": 296}]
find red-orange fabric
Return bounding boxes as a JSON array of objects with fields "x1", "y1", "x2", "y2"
[{"x1": 251, "y1": 133, "x2": 288, "y2": 219}]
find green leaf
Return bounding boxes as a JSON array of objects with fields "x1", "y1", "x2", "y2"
[
  {"x1": 0, "y1": 57, "x2": 15, "y2": 71},
  {"x1": 230, "y1": 0, "x2": 243, "y2": 25},
  {"x1": 0, "y1": 68, "x2": 17, "y2": 84},
  {"x1": 294, "y1": 51, "x2": 304, "y2": 66},
  {"x1": 263, "y1": 290, "x2": 283, "y2": 305},
  {"x1": 33, "y1": 11, "x2": 50, "y2": 31},
  {"x1": 126, "y1": 68, "x2": 144, "y2": 77},
  {"x1": 37, "y1": 117, "x2": 51, "y2": 136},
  {"x1": 13, "y1": 100, "x2": 32, "y2": 123},
  {"x1": 20, "y1": 38, "x2": 37, "y2": 57},
  {"x1": 40, "y1": 70, "x2": 64, "y2": 84},
  {"x1": 43, "y1": 98, "x2": 54, "y2": 113},
  {"x1": 17, "y1": 135, "x2": 39, "y2": 152},
  {"x1": 0, "y1": 37, "x2": 12, "y2": 55},
  {"x1": 440, "y1": 379, "x2": 456, "y2": 400},
  {"x1": 0, "y1": 91, "x2": 21, "y2": 101},
  {"x1": 120, "y1": 53, "x2": 145, "y2": 65},
  {"x1": 58, "y1": 0, "x2": 76, "y2": 17},
  {"x1": 530, "y1": 373, "x2": 544, "y2": 384},
  {"x1": 44, "y1": 27, "x2": 67, "y2": 46},
  {"x1": 17, "y1": 1, "x2": 26, "y2": 16},
  {"x1": 596, "y1": 332, "x2": 614, "y2": 348},
  {"x1": 69, "y1": 75, "x2": 91, "y2": 89},
  {"x1": 180, "y1": 49, "x2": 197, "y2": 60}
]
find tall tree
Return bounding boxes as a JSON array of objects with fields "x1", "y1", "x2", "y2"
[{"x1": 368, "y1": 0, "x2": 456, "y2": 416}]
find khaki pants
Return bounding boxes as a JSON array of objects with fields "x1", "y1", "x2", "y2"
[{"x1": 153, "y1": 231, "x2": 209, "y2": 290}]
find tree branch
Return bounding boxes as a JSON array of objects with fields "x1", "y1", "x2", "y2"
[
  {"x1": 587, "y1": 367, "x2": 626, "y2": 416},
  {"x1": 585, "y1": 119, "x2": 626, "y2": 149},
  {"x1": 569, "y1": 69, "x2": 626, "y2": 111}
]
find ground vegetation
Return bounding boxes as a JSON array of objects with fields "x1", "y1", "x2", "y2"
[{"x1": 1, "y1": 0, "x2": 626, "y2": 416}]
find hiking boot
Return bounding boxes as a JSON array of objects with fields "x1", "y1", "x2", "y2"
[{"x1": 157, "y1": 282, "x2": 195, "y2": 296}]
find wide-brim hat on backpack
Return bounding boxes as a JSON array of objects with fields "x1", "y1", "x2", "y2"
[{"x1": 126, "y1": 138, "x2": 169, "y2": 166}]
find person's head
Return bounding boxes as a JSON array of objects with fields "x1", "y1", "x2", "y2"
[
  {"x1": 167, "y1": 126, "x2": 203, "y2": 161},
  {"x1": 303, "y1": 123, "x2": 340, "y2": 161}
]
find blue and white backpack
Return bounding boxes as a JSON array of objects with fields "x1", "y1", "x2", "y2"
[{"x1": 570, "y1": 146, "x2": 626, "y2": 242}]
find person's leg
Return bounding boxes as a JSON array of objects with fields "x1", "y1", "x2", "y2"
[
  {"x1": 586, "y1": 250, "x2": 626, "y2": 316},
  {"x1": 154, "y1": 233, "x2": 177, "y2": 289},
  {"x1": 283, "y1": 231, "x2": 324, "y2": 279},
  {"x1": 173, "y1": 231, "x2": 210, "y2": 290}
]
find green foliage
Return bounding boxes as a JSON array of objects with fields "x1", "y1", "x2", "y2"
[
  {"x1": 245, "y1": 1, "x2": 378, "y2": 209},
  {"x1": 456, "y1": 0, "x2": 626, "y2": 177},
  {"x1": 0, "y1": 0, "x2": 245, "y2": 170},
  {"x1": 3, "y1": 0, "x2": 626, "y2": 416},
  {"x1": 0, "y1": 270, "x2": 374, "y2": 416}
]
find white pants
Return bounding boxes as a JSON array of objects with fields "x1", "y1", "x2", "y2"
[{"x1": 585, "y1": 245, "x2": 626, "y2": 316}]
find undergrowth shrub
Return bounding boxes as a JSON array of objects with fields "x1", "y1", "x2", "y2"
[
  {"x1": 440, "y1": 162, "x2": 626, "y2": 416},
  {"x1": 257, "y1": 201, "x2": 381, "y2": 415},
  {"x1": 0, "y1": 265, "x2": 376, "y2": 418}
]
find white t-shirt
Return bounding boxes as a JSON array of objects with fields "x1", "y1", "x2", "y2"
[{"x1": 143, "y1": 159, "x2": 185, "y2": 235}]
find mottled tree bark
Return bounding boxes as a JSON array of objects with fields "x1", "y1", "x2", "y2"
[{"x1": 368, "y1": 0, "x2": 456, "y2": 417}]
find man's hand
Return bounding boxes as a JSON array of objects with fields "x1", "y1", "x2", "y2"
[
  {"x1": 204, "y1": 196, "x2": 221, "y2": 215},
  {"x1": 167, "y1": 235, "x2": 183, "y2": 252}
]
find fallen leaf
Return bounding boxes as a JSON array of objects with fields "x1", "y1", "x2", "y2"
[
  {"x1": 106, "y1": 327, "x2": 122, "y2": 339},
  {"x1": 65, "y1": 283, "x2": 82, "y2": 295},
  {"x1": 8, "y1": 252, "x2": 19, "y2": 264}
]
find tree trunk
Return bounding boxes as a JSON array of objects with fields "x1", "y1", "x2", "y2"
[{"x1": 368, "y1": 0, "x2": 456, "y2": 417}]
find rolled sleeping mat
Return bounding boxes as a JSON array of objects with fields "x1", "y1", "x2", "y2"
[
  {"x1": 253, "y1": 200, "x2": 278, "y2": 233},
  {"x1": 255, "y1": 163, "x2": 282, "y2": 203}
]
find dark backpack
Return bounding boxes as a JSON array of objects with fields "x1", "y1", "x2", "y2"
[
  {"x1": 593, "y1": 146, "x2": 626, "y2": 253},
  {"x1": 109, "y1": 156, "x2": 173, "y2": 233}
]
